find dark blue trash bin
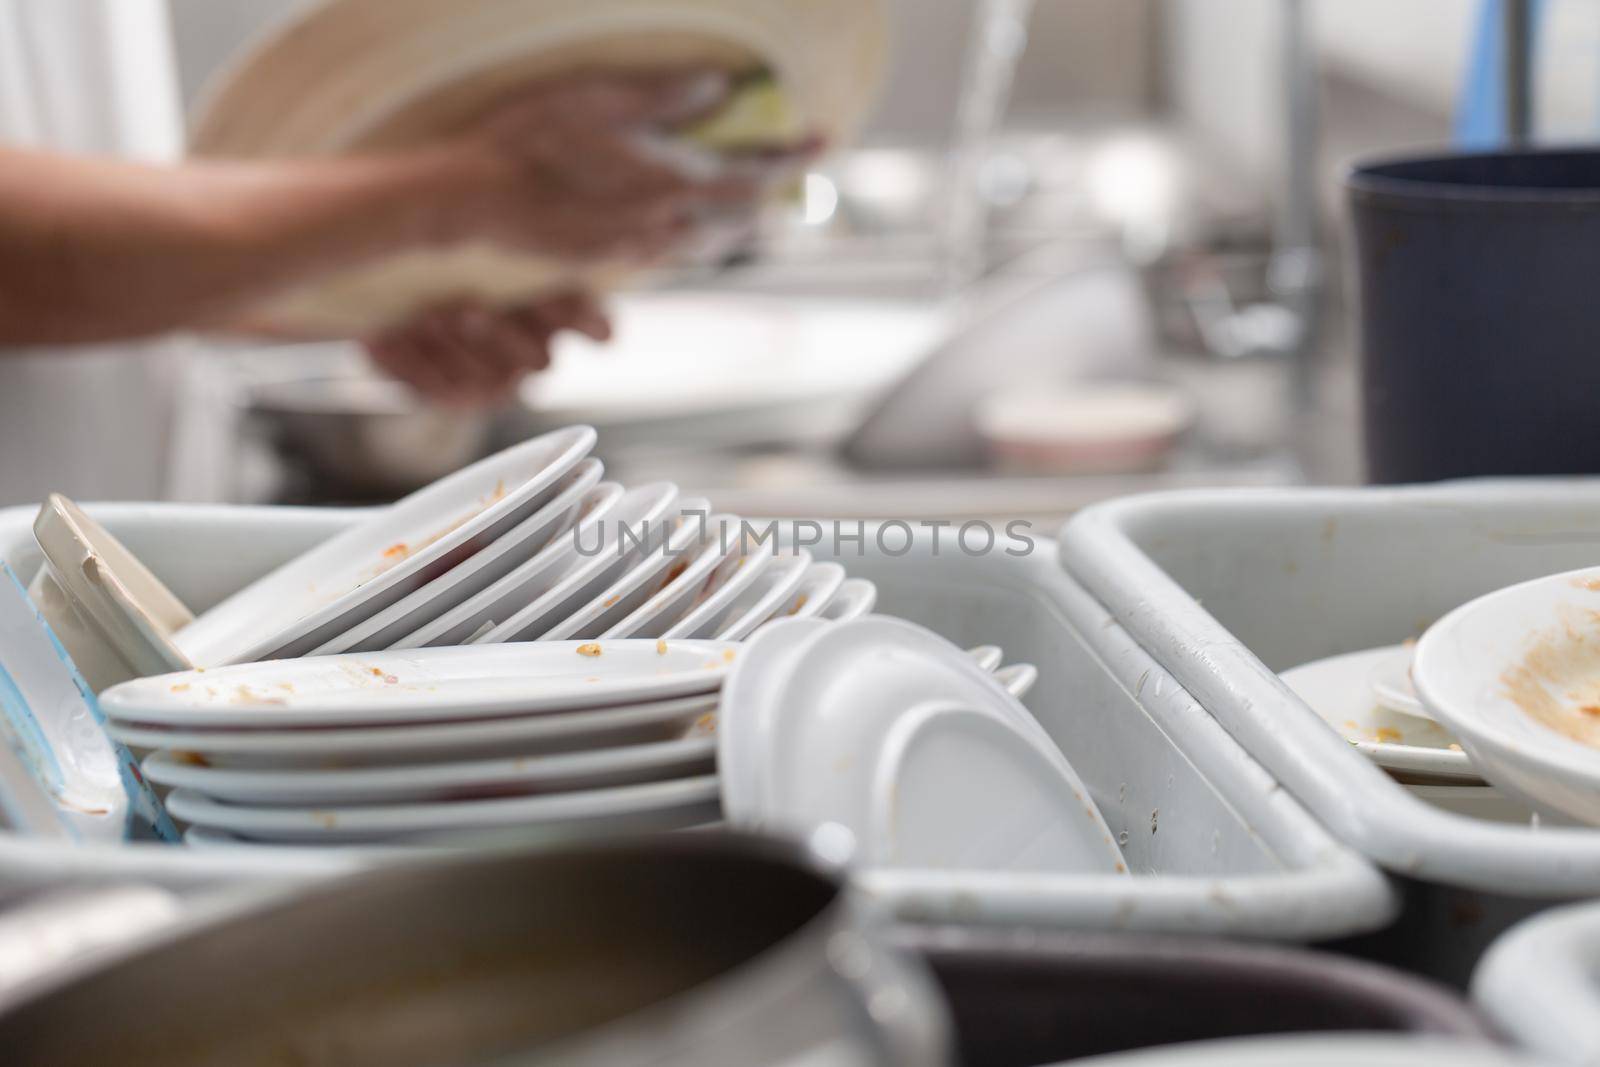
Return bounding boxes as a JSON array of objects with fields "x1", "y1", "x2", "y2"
[{"x1": 1348, "y1": 148, "x2": 1600, "y2": 483}]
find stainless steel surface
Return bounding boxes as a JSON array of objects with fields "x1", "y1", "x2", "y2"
[{"x1": 0, "y1": 834, "x2": 952, "y2": 1067}]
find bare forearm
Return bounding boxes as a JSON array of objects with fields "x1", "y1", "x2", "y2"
[{"x1": 0, "y1": 147, "x2": 469, "y2": 344}]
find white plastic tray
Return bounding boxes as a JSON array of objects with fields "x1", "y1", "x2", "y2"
[
  {"x1": 0, "y1": 503, "x2": 1393, "y2": 940},
  {"x1": 1060, "y1": 481, "x2": 1600, "y2": 898},
  {"x1": 1473, "y1": 900, "x2": 1600, "y2": 1066}
]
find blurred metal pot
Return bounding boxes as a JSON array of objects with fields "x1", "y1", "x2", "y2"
[
  {"x1": 0, "y1": 833, "x2": 950, "y2": 1066},
  {"x1": 245, "y1": 374, "x2": 492, "y2": 501}
]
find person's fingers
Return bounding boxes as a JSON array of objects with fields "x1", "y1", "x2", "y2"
[
  {"x1": 422, "y1": 305, "x2": 521, "y2": 403},
  {"x1": 523, "y1": 290, "x2": 613, "y2": 343},
  {"x1": 482, "y1": 309, "x2": 554, "y2": 374},
  {"x1": 365, "y1": 330, "x2": 455, "y2": 402}
]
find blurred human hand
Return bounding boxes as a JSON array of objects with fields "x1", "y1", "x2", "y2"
[
  {"x1": 432, "y1": 67, "x2": 821, "y2": 265},
  {"x1": 364, "y1": 291, "x2": 610, "y2": 409}
]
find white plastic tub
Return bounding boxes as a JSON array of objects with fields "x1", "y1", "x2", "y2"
[
  {"x1": 1060, "y1": 481, "x2": 1600, "y2": 976},
  {"x1": 1473, "y1": 900, "x2": 1600, "y2": 1066},
  {"x1": 0, "y1": 503, "x2": 1394, "y2": 940}
]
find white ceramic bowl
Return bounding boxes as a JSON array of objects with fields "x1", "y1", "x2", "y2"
[
  {"x1": 1414, "y1": 565, "x2": 1600, "y2": 824},
  {"x1": 975, "y1": 384, "x2": 1194, "y2": 475}
]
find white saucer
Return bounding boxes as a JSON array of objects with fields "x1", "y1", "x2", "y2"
[
  {"x1": 175, "y1": 426, "x2": 595, "y2": 665},
  {"x1": 166, "y1": 775, "x2": 721, "y2": 843},
  {"x1": 143, "y1": 733, "x2": 714, "y2": 806},
  {"x1": 1278, "y1": 647, "x2": 1478, "y2": 783},
  {"x1": 100, "y1": 639, "x2": 736, "y2": 729}
]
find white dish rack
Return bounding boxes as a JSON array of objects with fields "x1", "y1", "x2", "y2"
[{"x1": 0, "y1": 503, "x2": 1393, "y2": 940}]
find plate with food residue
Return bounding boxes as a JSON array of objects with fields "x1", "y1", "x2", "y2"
[
  {"x1": 99, "y1": 639, "x2": 737, "y2": 729},
  {"x1": 173, "y1": 426, "x2": 596, "y2": 666},
  {"x1": 1415, "y1": 567, "x2": 1600, "y2": 824},
  {"x1": 1279, "y1": 646, "x2": 1479, "y2": 783}
]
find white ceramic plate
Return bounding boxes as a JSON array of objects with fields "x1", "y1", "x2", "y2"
[
  {"x1": 175, "y1": 426, "x2": 595, "y2": 665},
  {"x1": 109, "y1": 692, "x2": 718, "y2": 768},
  {"x1": 1367, "y1": 643, "x2": 1432, "y2": 721},
  {"x1": 816, "y1": 577, "x2": 877, "y2": 622},
  {"x1": 780, "y1": 563, "x2": 848, "y2": 622},
  {"x1": 721, "y1": 616, "x2": 1125, "y2": 875},
  {"x1": 100, "y1": 639, "x2": 735, "y2": 729},
  {"x1": 392, "y1": 481, "x2": 626, "y2": 649},
  {"x1": 310, "y1": 457, "x2": 603, "y2": 655},
  {"x1": 1278, "y1": 647, "x2": 1478, "y2": 783},
  {"x1": 602, "y1": 517, "x2": 748, "y2": 639},
  {"x1": 33, "y1": 494, "x2": 193, "y2": 679},
  {"x1": 653, "y1": 540, "x2": 776, "y2": 640},
  {"x1": 166, "y1": 775, "x2": 722, "y2": 843},
  {"x1": 542, "y1": 505, "x2": 721, "y2": 642},
  {"x1": 143, "y1": 733, "x2": 715, "y2": 806},
  {"x1": 1415, "y1": 566, "x2": 1600, "y2": 825},
  {"x1": 710, "y1": 551, "x2": 814, "y2": 640},
  {"x1": 472, "y1": 484, "x2": 682, "y2": 643}
]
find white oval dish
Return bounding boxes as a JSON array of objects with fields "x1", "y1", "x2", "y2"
[
  {"x1": 100, "y1": 639, "x2": 735, "y2": 730},
  {"x1": 174, "y1": 426, "x2": 595, "y2": 665}
]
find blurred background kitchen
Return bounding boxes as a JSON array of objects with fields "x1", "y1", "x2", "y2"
[{"x1": 6, "y1": 0, "x2": 1591, "y2": 521}]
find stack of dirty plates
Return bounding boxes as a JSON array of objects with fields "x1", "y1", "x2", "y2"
[
  {"x1": 102, "y1": 640, "x2": 737, "y2": 845},
  {"x1": 156, "y1": 425, "x2": 873, "y2": 671}
]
